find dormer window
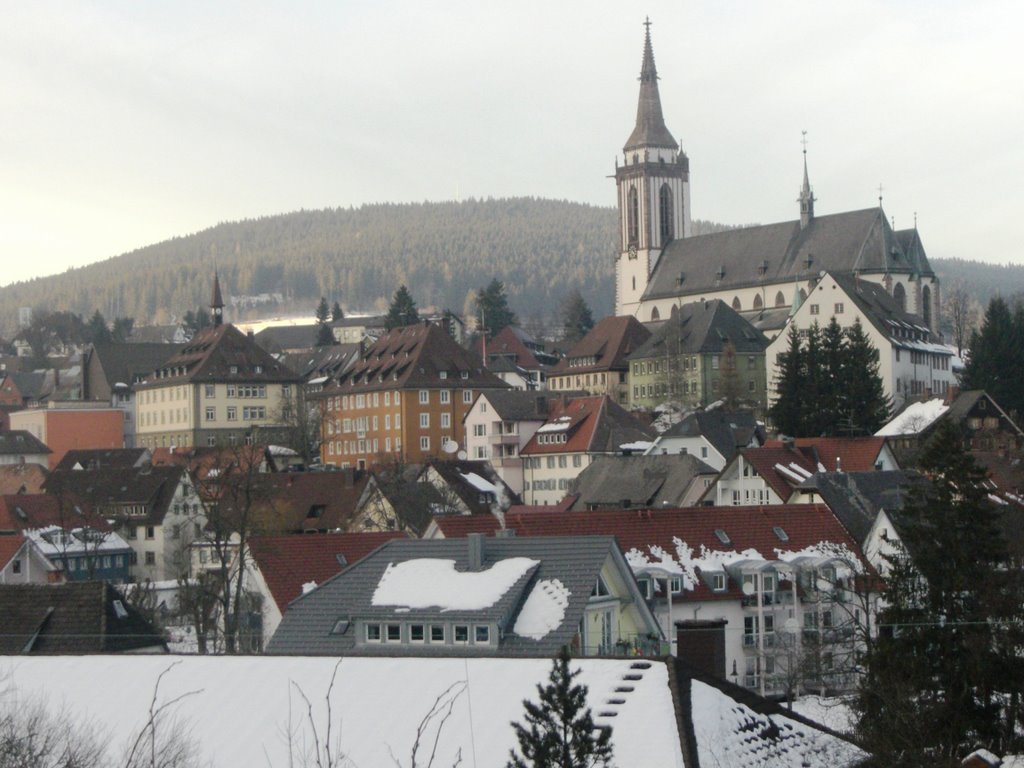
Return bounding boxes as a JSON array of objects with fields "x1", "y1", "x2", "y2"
[
  {"x1": 230, "y1": 365, "x2": 238, "y2": 375},
  {"x1": 773, "y1": 526, "x2": 789, "y2": 542},
  {"x1": 711, "y1": 572, "x2": 726, "y2": 591},
  {"x1": 254, "y1": 365, "x2": 263, "y2": 374}
]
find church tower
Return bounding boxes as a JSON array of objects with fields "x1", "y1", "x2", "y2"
[
  {"x1": 211, "y1": 271, "x2": 224, "y2": 327},
  {"x1": 615, "y1": 19, "x2": 690, "y2": 318}
]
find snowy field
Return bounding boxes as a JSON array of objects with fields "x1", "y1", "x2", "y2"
[{"x1": 0, "y1": 655, "x2": 685, "y2": 768}]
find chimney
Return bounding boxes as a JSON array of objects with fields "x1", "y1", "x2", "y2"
[{"x1": 467, "y1": 532, "x2": 484, "y2": 571}]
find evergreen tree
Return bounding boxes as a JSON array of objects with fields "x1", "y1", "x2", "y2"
[
  {"x1": 331, "y1": 300, "x2": 344, "y2": 321},
  {"x1": 315, "y1": 323, "x2": 335, "y2": 347},
  {"x1": 842, "y1": 318, "x2": 890, "y2": 435},
  {"x1": 561, "y1": 289, "x2": 595, "y2": 344},
  {"x1": 856, "y1": 420, "x2": 1024, "y2": 763},
  {"x1": 315, "y1": 296, "x2": 330, "y2": 325},
  {"x1": 962, "y1": 297, "x2": 1022, "y2": 417},
  {"x1": 800, "y1": 323, "x2": 824, "y2": 436},
  {"x1": 385, "y1": 285, "x2": 420, "y2": 330},
  {"x1": 819, "y1": 317, "x2": 847, "y2": 433},
  {"x1": 182, "y1": 308, "x2": 211, "y2": 339},
  {"x1": 111, "y1": 316, "x2": 134, "y2": 343},
  {"x1": 87, "y1": 310, "x2": 112, "y2": 345},
  {"x1": 507, "y1": 647, "x2": 613, "y2": 768},
  {"x1": 769, "y1": 325, "x2": 804, "y2": 437},
  {"x1": 476, "y1": 278, "x2": 518, "y2": 339}
]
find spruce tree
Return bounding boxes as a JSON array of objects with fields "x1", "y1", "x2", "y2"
[
  {"x1": 842, "y1": 318, "x2": 890, "y2": 435},
  {"x1": 314, "y1": 323, "x2": 335, "y2": 347},
  {"x1": 819, "y1": 317, "x2": 847, "y2": 433},
  {"x1": 507, "y1": 647, "x2": 613, "y2": 768},
  {"x1": 768, "y1": 324, "x2": 804, "y2": 437},
  {"x1": 331, "y1": 300, "x2": 344, "y2": 321},
  {"x1": 962, "y1": 297, "x2": 1022, "y2": 417},
  {"x1": 87, "y1": 310, "x2": 112, "y2": 345},
  {"x1": 856, "y1": 420, "x2": 1024, "y2": 763},
  {"x1": 476, "y1": 278, "x2": 518, "y2": 339},
  {"x1": 561, "y1": 289, "x2": 595, "y2": 344},
  {"x1": 315, "y1": 296, "x2": 330, "y2": 325},
  {"x1": 800, "y1": 323, "x2": 824, "y2": 436},
  {"x1": 385, "y1": 285, "x2": 420, "y2": 330}
]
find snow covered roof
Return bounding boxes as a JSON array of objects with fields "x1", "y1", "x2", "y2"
[
  {"x1": 875, "y1": 398, "x2": 949, "y2": 436},
  {"x1": 371, "y1": 557, "x2": 539, "y2": 612},
  {"x1": 25, "y1": 525, "x2": 131, "y2": 556},
  {"x1": 0, "y1": 655, "x2": 865, "y2": 768}
]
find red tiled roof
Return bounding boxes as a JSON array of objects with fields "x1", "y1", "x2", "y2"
[
  {"x1": 432, "y1": 504, "x2": 865, "y2": 603},
  {"x1": 765, "y1": 437, "x2": 887, "y2": 473},
  {"x1": 486, "y1": 326, "x2": 542, "y2": 370},
  {"x1": 549, "y1": 316, "x2": 651, "y2": 375},
  {"x1": 248, "y1": 532, "x2": 407, "y2": 612},
  {"x1": 262, "y1": 472, "x2": 372, "y2": 532},
  {"x1": 0, "y1": 535, "x2": 26, "y2": 570},
  {"x1": 0, "y1": 494, "x2": 104, "y2": 532},
  {"x1": 521, "y1": 396, "x2": 605, "y2": 455},
  {"x1": 731, "y1": 446, "x2": 820, "y2": 502}
]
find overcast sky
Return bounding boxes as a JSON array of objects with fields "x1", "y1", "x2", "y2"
[{"x1": 3, "y1": 1, "x2": 1022, "y2": 287}]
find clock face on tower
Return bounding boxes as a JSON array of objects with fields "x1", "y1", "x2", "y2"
[{"x1": 628, "y1": 244, "x2": 638, "y2": 260}]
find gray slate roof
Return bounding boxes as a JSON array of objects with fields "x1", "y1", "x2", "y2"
[
  {"x1": 628, "y1": 300, "x2": 769, "y2": 360},
  {"x1": 0, "y1": 430, "x2": 50, "y2": 456},
  {"x1": 796, "y1": 470, "x2": 923, "y2": 545},
  {"x1": 827, "y1": 272, "x2": 934, "y2": 342},
  {"x1": 643, "y1": 207, "x2": 934, "y2": 301},
  {"x1": 661, "y1": 411, "x2": 764, "y2": 461},
  {"x1": 566, "y1": 454, "x2": 716, "y2": 511},
  {"x1": 268, "y1": 535, "x2": 636, "y2": 657},
  {"x1": 88, "y1": 342, "x2": 186, "y2": 390}
]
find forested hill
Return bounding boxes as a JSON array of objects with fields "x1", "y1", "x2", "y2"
[{"x1": 0, "y1": 198, "x2": 1020, "y2": 337}]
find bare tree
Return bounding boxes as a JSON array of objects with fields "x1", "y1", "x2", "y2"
[
  {"x1": 269, "y1": 384, "x2": 321, "y2": 467},
  {"x1": 943, "y1": 280, "x2": 978, "y2": 357}
]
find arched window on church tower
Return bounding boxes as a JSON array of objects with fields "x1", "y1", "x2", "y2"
[
  {"x1": 775, "y1": 291, "x2": 786, "y2": 307},
  {"x1": 753, "y1": 294, "x2": 763, "y2": 310},
  {"x1": 651, "y1": 306, "x2": 660, "y2": 321},
  {"x1": 922, "y1": 285, "x2": 932, "y2": 327},
  {"x1": 627, "y1": 187, "x2": 639, "y2": 245},
  {"x1": 893, "y1": 282, "x2": 906, "y2": 311},
  {"x1": 732, "y1": 297, "x2": 742, "y2": 311},
  {"x1": 659, "y1": 184, "x2": 674, "y2": 245}
]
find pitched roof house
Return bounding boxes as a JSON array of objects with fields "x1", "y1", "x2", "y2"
[
  {"x1": 0, "y1": 535, "x2": 59, "y2": 584},
  {"x1": 268, "y1": 534, "x2": 663, "y2": 658},
  {"x1": 484, "y1": 325, "x2": 561, "y2": 390},
  {"x1": 764, "y1": 437, "x2": 899, "y2": 473},
  {"x1": 0, "y1": 430, "x2": 51, "y2": 467},
  {"x1": 566, "y1": 453, "x2": 717, "y2": 511},
  {"x1": 547, "y1": 316, "x2": 651, "y2": 405},
  {"x1": 646, "y1": 410, "x2": 765, "y2": 470},
  {"x1": 701, "y1": 443, "x2": 821, "y2": 506},
  {"x1": 0, "y1": 582, "x2": 166, "y2": 653},
  {"x1": 519, "y1": 395, "x2": 654, "y2": 505}
]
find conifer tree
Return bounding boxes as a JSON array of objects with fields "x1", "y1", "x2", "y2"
[
  {"x1": 385, "y1": 285, "x2": 420, "y2": 330},
  {"x1": 87, "y1": 310, "x2": 112, "y2": 345},
  {"x1": 800, "y1": 323, "x2": 824, "y2": 436},
  {"x1": 856, "y1": 420, "x2": 1024, "y2": 763},
  {"x1": 507, "y1": 647, "x2": 613, "y2": 768},
  {"x1": 819, "y1": 317, "x2": 847, "y2": 432},
  {"x1": 331, "y1": 300, "x2": 344, "y2": 321},
  {"x1": 314, "y1": 323, "x2": 335, "y2": 347},
  {"x1": 561, "y1": 289, "x2": 595, "y2": 344},
  {"x1": 962, "y1": 296, "x2": 1022, "y2": 416},
  {"x1": 842, "y1": 318, "x2": 890, "y2": 435},
  {"x1": 476, "y1": 278, "x2": 518, "y2": 339},
  {"x1": 315, "y1": 296, "x2": 330, "y2": 325},
  {"x1": 768, "y1": 325, "x2": 804, "y2": 437}
]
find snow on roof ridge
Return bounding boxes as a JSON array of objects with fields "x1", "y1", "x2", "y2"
[
  {"x1": 371, "y1": 557, "x2": 538, "y2": 612},
  {"x1": 774, "y1": 463, "x2": 807, "y2": 484},
  {"x1": 788, "y1": 462, "x2": 813, "y2": 479}
]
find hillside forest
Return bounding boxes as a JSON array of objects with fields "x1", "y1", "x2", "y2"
[{"x1": 0, "y1": 198, "x2": 1020, "y2": 338}]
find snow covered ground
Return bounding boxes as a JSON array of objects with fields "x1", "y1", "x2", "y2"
[{"x1": 0, "y1": 655, "x2": 685, "y2": 768}]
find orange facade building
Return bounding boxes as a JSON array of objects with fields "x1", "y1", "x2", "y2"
[
  {"x1": 320, "y1": 322, "x2": 508, "y2": 469},
  {"x1": 9, "y1": 407, "x2": 124, "y2": 470}
]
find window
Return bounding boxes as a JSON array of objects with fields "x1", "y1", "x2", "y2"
[
  {"x1": 126, "y1": 526, "x2": 137, "y2": 540},
  {"x1": 809, "y1": 304, "x2": 820, "y2": 315},
  {"x1": 410, "y1": 624, "x2": 425, "y2": 643},
  {"x1": 12, "y1": 558, "x2": 21, "y2": 574},
  {"x1": 227, "y1": 385, "x2": 236, "y2": 397},
  {"x1": 572, "y1": 455, "x2": 582, "y2": 468},
  {"x1": 475, "y1": 625, "x2": 490, "y2": 643},
  {"x1": 205, "y1": 407, "x2": 215, "y2": 421},
  {"x1": 419, "y1": 413, "x2": 429, "y2": 428},
  {"x1": 639, "y1": 579, "x2": 652, "y2": 599},
  {"x1": 440, "y1": 390, "x2": 451, "y2": 404},
  {"x1": 145, "y1": 551, "x2": 156, "y2": 566},
  {"x1": 386, "y1": 624, "x2": 401, "y2": 643},
  {"x1": 146, "y1": 526, "x2": 155, "y2": 539},
  {"x1": 454, "y1": 625, "x2": 469, "y2": 643},
  {"x1": 419, "y1": 390, "x2": 429, "y2": 404},
  {"x1": 834, "y1": 302, "x2": 844, "y2": 314},
  {"x1": 711, "y1": 572, "x2": 726, "y2": 591},
  {"x1": 558, "y1": 455, "x2": 567, "y2": 468},
  {"x1": 366, "y1": 624, "x2": 382, "y2": 642},
  {"x1": 205, "y1": 384, "x2": 215, "y2": 397},
  {"x1": 441, "y1": 413, "x2": 451, "y2": 429},
  {"x1": 473, "y1": 424, "x2": 486, "y2": 437},
  {"x1": 430, "y1": 625, "x2": 445, "y2": 643},
  {"x1": 463, "y1": 389, "x2": 473, "y2": 403},
  {"x1": 670, "y1": 576, "x2": 682, "y2": 594},
  {"x1": 712, "y1": 355, "x2": 719, "y2": 370},
  {"x1": 658, "y1": 183, "x2": 674, "y2": 243},
  {"x1": 546, "y1": 456, "x2": 555, "y2": 469},
  {"x1": 420, "y1": 436, "x2": 430, "y2": 451}
]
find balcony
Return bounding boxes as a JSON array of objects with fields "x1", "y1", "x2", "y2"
[
  {"x1": 741, "y1": 592, "x2": 791, "y2": 608},
  {"x1": 590, "y1": 633, "x2": 666, "y2": 658},
  {"x1": 742, "y1": 633, "x2": 776, "y2": 649},
  {"x1": 489, "y1": 432, "x2": 520, "y2": 446}
]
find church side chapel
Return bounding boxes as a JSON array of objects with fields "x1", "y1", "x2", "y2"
[{"x1": 614, "y1": 21, "x2": 940, "y2": 344}]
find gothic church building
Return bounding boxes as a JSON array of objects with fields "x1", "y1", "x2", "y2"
[{"x1": 614, "y1": 23, "x2": 940, "y2": 339}]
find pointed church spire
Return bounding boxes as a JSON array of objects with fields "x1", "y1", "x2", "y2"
[
  {"x1": 211, "y1": 272, "x2": 224, "y2": 327},
  {"x1": 624, "y1": 18, "x2": 678, "y2": 153},
  {"x1": 799, "y1": 131, "x2": 815, "y2": 229}
]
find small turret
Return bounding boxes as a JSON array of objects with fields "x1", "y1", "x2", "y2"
[
  {"x1": 211, "y1": 272, "x2": 224, "y2": 327},
  {"x1": 799, "y1": 131, "x2": 815, "y2": 229}
]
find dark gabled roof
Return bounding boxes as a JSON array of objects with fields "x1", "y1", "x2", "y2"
[
  {"x1": 706, "y1": 445, "x2": 819, "y2": 503},
  {"x1": 0, "y1": 582, "x2": 166, "y2": 654},
  {"x1": 521, "y1": 396, "x2": 653, "y2": 456},
  {"x1": 43, "y1": 465, "x2": 186, "y2": 525},
  {"x1": 0, "y1": 430, "x2": 50, "y2": 456},
  {"x1": 422, "y1": 460, "x2": 521, "y2": 513},
  {"x1": 87, "y1": 342, "x2": 186, "y2": 390},
  {"x1": 826, "y1": 272, "x2": 935, "y2": 342},
  {"x1": 328, "y1": 322, "x2": 509, "y2": 394},
  {"x1": 550, "y1": 316, "x2": 651, "y2": 375},
  {"x1": 136, "y1": 324, "x2": 299, "y2": 388},
  {"x1": 280, "y1": 344, "x2": 361, "y2": 380},
  {"x1": 260, "y1": 471, "x2": 373, "y2": 532},
  {"x1": 254, "y1": 324, "x2": 321, "y2": 353},
  {"x1": 6, "y1": 371, "x2": 47, "y2": 400},
  {"x1": 794, "y1": 470, "x2": 924, "y2": 545},
  {"x1": 54, "y1": 448, "x2": 149, "y2": 472},
  {"x1": 567, "y1": 454, "x2": 716, "y2": 511},
  {"x1": 942, "y1": 390, "x2": 1024, "y2": 437},
  {"x1": 485, "y1": 326, "x2": 560, "y2": 370},
  {"x1": 644, "y1": 207, "x2": 934, "y2": 301},
  {"x1": 766, "y1": 437, "x2": 890, "y2": 473},
  {"x1": 628, "y1": 300, "x2": 769, "y2": 360},
  {"x1": 474, "y1": 390, "x2": 587, "y2": 423},
  {"x1": 329, "y1": 314, "x2": 387, "y2": 330},
  {"x1": 893, "y1": 227, "x2": 935, "y2": 277},
  {"x1": 0, "y1": 493, "x2": 103, "y2": 533},
  {"x1": 248, "y1": 532, "x2": 408, "y2": 613},
  {"x1": 661, "y1": 410, "x2": 763, "y2": 461},
  {"x1": 267, "y1": 535, "x2": 627, "y2": 657}
]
